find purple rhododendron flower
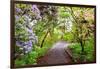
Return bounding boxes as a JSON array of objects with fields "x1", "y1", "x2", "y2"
[
  {"x1": 16, "y1": 40, "x2": 33, "y2": 53},
  {"x1": 15, "y1": 4, "x2": 40, "y2": 54},
  {"x1": 16, "y1": 41, "x2": 26, "y2": 47},
  {"x1": 25, "y1": 40, "x2": 33, "y2": 47},
  {"x1": 15, "y1": 15, "x2": 20, "y2": 21},
  {"x1": 32, "y1": 5, "x2": 41, "y2": 19},
  {"x1": 16, "y1": 8, "x2": 22, "y2": 13},
  {"x1": 16, "y1": 21, "x2": 38, "y2": 53},
  {"x1": 32, "y1": 5, "x2": 37, "y2": 11}
]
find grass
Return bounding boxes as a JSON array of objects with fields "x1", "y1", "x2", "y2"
[{"x1": 15, "y1": 44, "x2": 52, "y2": 67}]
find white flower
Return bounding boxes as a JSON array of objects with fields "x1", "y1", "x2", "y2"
[
  {"x1": 25, "y1": 51, "x2": 28, "y2": 53},
  {"x1": 23, "y1": 45, "x2": 28, "y2": 49},
  {"x1": 20, "y1": 47, "x2": 23, "y2": 50},
  {"x1": 20, "y1": 53, "x2": 24, "y2": 56}
]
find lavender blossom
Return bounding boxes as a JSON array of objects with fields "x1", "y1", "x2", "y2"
[
  {"x1": 16, "y1": 8, "x2": 22, "y2": 13},
  {"x1": 16, "y1": 41, "x2": 26, "y2": 47},
  {"x1": 15, "y1": 18, "x2": 38, "y2": 53},
  {"x1": 15, "y1": 4, "x2": 39, "y2": 54},
  {"x1": 16, "y1": 40, "x2": 33, "y2": 53},
  {"x1": 32, "y1": 5, "x2": 42, "y2": 19},
  {"x1": 15, "y1": 15, "x2": 20, "y2": 21}
]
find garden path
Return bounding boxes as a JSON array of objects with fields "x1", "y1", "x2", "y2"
[{"x1": 37, "y1": 41, "x2": 72, "y2": 65}]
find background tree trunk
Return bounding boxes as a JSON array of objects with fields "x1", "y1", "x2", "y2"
[{"x1": 40, "y1": 29, "x2": 50, "y2": 48}]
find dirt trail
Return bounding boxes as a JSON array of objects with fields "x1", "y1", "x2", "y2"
[{"x1": 37, "y1": 41, "x2": 72, "y2": 65}]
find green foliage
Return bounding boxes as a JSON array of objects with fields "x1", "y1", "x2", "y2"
[
  {"x1": 63, "y1": 32, "x2": 74, "y2": 42},
  {"x1": 59, "y1": 12, "x2": 69, "y2": 18},
  {"x1": 84, "y1": 37, "x2": 95, "y2": 61},
  {"x1": 58, "y1": 7, "x2": 70, "y2": 18},
  {"x1": 15, "y1": 59, "x2": 26, "y2": 66},
  {"x1": 68, "y1": 37, "x2": 95, "y2": 62}
]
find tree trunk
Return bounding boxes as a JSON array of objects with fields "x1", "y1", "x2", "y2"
[
  {"x1": 40, "y1": 29, "x2": 50, "y2": 48},
  {"x1": 80, "y1": 40, "x2": 84, "y2": 53}
]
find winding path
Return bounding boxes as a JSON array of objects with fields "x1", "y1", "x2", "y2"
[{"x1": 37, "y1": 41, "x2": 72, "y2": 65}]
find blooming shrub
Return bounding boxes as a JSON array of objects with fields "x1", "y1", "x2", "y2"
[{"x1": 15, "y1": 4, "x2": 41, "y2": 54}]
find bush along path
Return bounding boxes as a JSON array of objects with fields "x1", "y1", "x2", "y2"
[{"x1": 37, "y1": 41, "x2": 73, "y2": 65}]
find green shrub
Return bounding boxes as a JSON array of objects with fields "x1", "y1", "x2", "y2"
[{"x1": 68, "y1": 38, "x2": 95, "y2": 62}]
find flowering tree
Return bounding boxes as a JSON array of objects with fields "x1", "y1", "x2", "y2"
[{"x1": 15, "y1": 4, "x2": 41, "y2": 56}]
